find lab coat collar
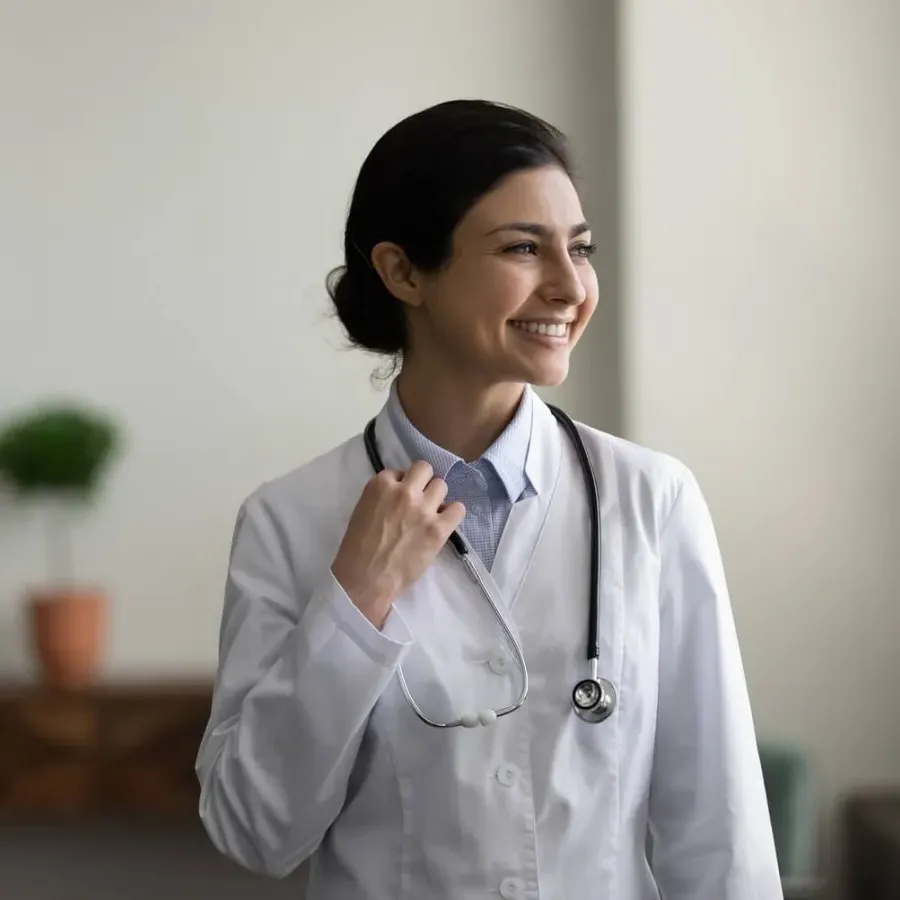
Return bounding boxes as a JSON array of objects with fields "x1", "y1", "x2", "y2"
[
  {"x1": 385, "y1": 380, "x2": 535, "y2": 502},
  {"x1": 371, "y1": 386, "x2": 561, "y2": 499},
  {"x1": 523, "y1": 390, "x2": 557, "y2": 497}
]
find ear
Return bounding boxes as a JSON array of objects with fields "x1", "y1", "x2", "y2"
[{"x1": 369, "y1": 241, "x2": 425, "y2": 309}]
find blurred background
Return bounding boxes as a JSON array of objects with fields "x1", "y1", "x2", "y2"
[{"x1": 1, "y1": 1, "x2": 898, "y2": 898}]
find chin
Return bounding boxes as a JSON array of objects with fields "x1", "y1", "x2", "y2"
[
  {"x1": 518, "y1": 360, "x2": 570, "y2": 388},
  {"x1": 533, "y1": 371, "x2": 569, "y2": 388}
]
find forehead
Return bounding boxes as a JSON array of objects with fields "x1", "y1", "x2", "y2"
[{"x1": 460, "y1": 166, "x2": 586, "y2": 234}]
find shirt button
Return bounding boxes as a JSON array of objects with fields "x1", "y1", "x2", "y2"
[
  {"x1": 489, "y1": 656, "x2": 511, "y2": 675},
  {"x1": 499, "y1": 876, "x2": 525, "y2": 899},
  {"x1": 496, "y1": 763, "x2": 519, "y2": 788}
]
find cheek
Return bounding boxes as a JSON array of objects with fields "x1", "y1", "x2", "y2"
[
  {"x1": 580, "y1": 271, "x2": 600, "y2": 319},
  {"x1": 441, "y1": 266, "x2": 525, "y2": 328},
  {"x1": 481, "y1": 267, "x2": 533, "y2": 322},
  {"x1": 571, "y1": 280, "x2": 600, "y2": 342}
]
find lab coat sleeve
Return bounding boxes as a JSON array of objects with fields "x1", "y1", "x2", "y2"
[
  {"x1": 195, "y1": 495, "x2": 414, "y2": 878},
  {"x1": 647, "y1": 466, "x2": 783, "y2": 900}
]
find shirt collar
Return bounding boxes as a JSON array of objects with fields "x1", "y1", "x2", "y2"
[{"x1": 386, "y1": 380, "x2": 536, "y2": 501}]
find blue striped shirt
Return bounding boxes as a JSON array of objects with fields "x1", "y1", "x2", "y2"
[{"x1": 386, "y1": 382, "x2": 536, "y2": 571}]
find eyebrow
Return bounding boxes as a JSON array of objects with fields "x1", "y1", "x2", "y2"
[{"x1": 486, "y1": 221, "x2": 591, "y2": 239}]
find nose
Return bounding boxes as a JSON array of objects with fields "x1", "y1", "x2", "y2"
[{"x1": 539, "y1": 251, "x2": 588, "y2": 307}]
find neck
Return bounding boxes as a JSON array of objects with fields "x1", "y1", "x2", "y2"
[{"x1": 395, "y1": 361, "x2": 526, "y2": 462}]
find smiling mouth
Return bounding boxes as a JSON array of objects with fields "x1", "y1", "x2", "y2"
[{"x1": 508, "y1": 320, "x2": 571, "y2": 338}]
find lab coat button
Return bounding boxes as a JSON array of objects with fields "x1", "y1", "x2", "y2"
[
  {"x1": 496, "y1": 763, "x2": 519, "y2": 787},
  {"x1": 489, "y1": 656, "x2": 510, "y2": 675},
  {"x1": 499, "y1": 876, "x2": 525, "y2": 899}
]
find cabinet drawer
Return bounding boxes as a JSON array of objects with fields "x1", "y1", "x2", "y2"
[
  {"x1": 0, "y1": 682, "x2": 212, "y2": 818},
  {"x1": 0, "y1": 696, "x2": 99, "y2": 749},
  {"x1": 0, "y1": 758, "x2": 95, "y2": 815}
]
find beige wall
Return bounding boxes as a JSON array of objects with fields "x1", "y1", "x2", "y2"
[
  {"x1": 619, "y1": 0, "x2": 900, "y2": 833},
  {"x1": 0, "y1": 1, "x2": 618, "y2": 677}
]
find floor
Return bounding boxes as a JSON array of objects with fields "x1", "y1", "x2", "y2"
[
  {"x1": 0, "y1": 820, "x2": 310, "y2": 900},
  {"x1": 0, "y1": 820, "x2": 848, "y2": 900}
]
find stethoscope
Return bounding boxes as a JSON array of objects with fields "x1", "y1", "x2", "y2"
[{"x1": 362, "y1": 404, "x2": 617, "y2": 728}]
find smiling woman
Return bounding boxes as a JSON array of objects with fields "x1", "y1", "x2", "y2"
[
  {"x1": 327, "y1": 103, "x2": 602, "y2": 463},
  {"x1": 195, "y1": 100, "x2": 782, "y2": 900},
  {"x1": 371, "y1": 164, "x2": 598, "y2": 451},
  {"x1": 327, "y1": 100, "x2": 599, "y2": 461}
]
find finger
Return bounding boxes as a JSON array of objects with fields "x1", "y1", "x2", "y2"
[
  {"x1": 423, "y1": 476, "x2": 449, "y2": 510},
  {"x1": 373, "y1": 467, "x2": 403, "y2": 484},
  {"x1": 401, "y1": 459, "x2": 435, "y2": 492},
  {"x1": 438, "y1": 500, "x2": 466, "y2": 530}
]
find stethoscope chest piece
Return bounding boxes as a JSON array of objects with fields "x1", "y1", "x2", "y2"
[{"x1": 572, "y1": 676, "x2": 618, "y2": 724}]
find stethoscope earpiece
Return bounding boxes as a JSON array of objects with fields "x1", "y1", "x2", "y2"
[{"x1": 572, "y1": 677, "x2": 618, "y2": 724}]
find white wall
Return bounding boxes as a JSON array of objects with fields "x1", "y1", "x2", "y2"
[
  {"x1": 0, "y1": 1, "x2": 618, "y2": 678},
  {"x1": 620, "y1": 0, "x2": 900, "y2": 829}
]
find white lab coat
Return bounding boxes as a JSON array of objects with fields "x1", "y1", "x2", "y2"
[{"x1": 196, "y1": 393, "x2": 782, "y2": 900}]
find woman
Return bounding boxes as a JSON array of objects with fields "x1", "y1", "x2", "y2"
[{"x1": 196, "y1": 100, "x2": 781, "y2": 899}]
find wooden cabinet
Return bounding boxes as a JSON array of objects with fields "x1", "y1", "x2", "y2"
[{"x1": 0, "y1": 681, "x2": 213, "y2": 819}]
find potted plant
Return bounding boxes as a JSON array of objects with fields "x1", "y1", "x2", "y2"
[{"x1": 0, "y1": 401, "x2": 122, "y2": 686}]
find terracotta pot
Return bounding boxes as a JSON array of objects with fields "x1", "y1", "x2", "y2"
[{"x1": 27, "y1": 589, "x2": 107, "y2": 687}]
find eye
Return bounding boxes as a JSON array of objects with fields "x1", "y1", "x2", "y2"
[
  {"x1": 503, "y1": 241, "x2": 539, "y2": 255},
  {"x1": 570, "y1": 242, "x2": 598, "y2": 259}
]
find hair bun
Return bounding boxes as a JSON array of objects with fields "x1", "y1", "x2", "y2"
[{"x1": 327, "y1": 263, "x2": 406, "y2": 355}]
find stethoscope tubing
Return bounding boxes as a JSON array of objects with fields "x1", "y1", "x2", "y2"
[
  {"x1": 361, "y1": 403, "x2": 607, "y2": 728},
  {"x1": 546, "y1": 406, "x2": 602, "y2": 664}
]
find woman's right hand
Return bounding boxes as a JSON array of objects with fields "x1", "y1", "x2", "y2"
[{"x1": 331, "y1": 461, "x2": 466, "y2": 629}]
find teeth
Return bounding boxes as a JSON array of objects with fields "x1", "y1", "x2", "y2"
[{"x1": 510, "y1": 321, "x2": 570, "y2": 337}]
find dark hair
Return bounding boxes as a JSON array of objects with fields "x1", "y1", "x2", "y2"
[{"x1": 327, "y1": 99, "x2": 572, "y2": 362}]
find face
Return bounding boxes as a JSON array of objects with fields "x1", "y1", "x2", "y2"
[{"x1": 376, "y1": 166, "x2": 599, "y2": 388}]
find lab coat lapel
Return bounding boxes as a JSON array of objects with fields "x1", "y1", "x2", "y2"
[
  {"x1": 491, "y1": 404, "x2": 626, "y2": 700},
  {"x1": 489, "y1": 397, "x2": 563, "y2": 606}
]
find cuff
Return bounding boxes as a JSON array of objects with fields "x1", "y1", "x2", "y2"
[{"x1": 314, "y1": 570, "x2": 414, "y2": 666}]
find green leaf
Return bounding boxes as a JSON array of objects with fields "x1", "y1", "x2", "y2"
[{"x1": 0, "y1": 403, "x2": 122, "y2": 498}]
